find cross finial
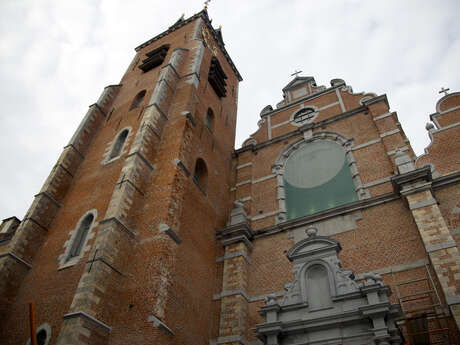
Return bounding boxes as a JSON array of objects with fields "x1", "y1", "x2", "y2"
[
  {"x1": 291, "y1": 70, "x2": 302, "y2": 77},
  {"x1": 204, "y1": 0, "x2": 211, "y2": 9},
  {"x1": 439, "y1": 87, "x2": 450, "y2": 96}
]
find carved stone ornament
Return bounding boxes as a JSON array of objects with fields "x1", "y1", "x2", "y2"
[{"x1": 255, "y1": 227, "x2": 402, "y2": 345}]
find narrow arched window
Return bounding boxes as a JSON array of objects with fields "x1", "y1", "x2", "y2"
[
  {"x1": 205, "y1": 108, "x2": 214, "y2": 131},
  {"x1": 109, "y1": 129, "x2": 129, "y2": 160},
  {"x1": 25, "y1": 323, "x2": 51, "y2": 345},
  {"x1": 68, "y1": 213, "x2": 94, "y2": 259},
  {"x1": 307, "y1": 265, "x2": 331, "y2": 310},
  {"x1": 193, "y1": 158, "x2": 208, "y2": 193},
  {"x1": 37, "y1": 329, "x2": 47, "y2": 345},
  {"x1": 129, "y1": 90, "x2": 146, "y2": 110},
  {"x1": 284, "y1": 140, "x2": 358, "y2": 219}
]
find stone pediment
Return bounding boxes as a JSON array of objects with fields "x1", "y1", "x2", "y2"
[
  {"x1": 286, "y1": 230, "x2": 341, "y2": 262},
  {"x1": 282, "y1": 76, "x2": 315, "y2": 92}
]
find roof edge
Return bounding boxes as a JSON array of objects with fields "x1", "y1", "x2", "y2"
[{"x1": 135, "y1": 10, "x2": 242, "y2": 81}]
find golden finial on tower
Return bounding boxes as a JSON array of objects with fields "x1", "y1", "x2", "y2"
[
  {"x1": 218, "y1": 25, "x2": 222, "y2": 30},
  {"x1": 204, "y1": 0, "x2": 211, "y2": 10}
]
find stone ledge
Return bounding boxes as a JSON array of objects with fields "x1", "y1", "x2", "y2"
[
  {"x1": 57, "y1": 163, "x2": 74, "y2": 177},
  {"x1": 391, "y1": 166, "x2": 432, "y2": 193},
  {"x1": 217, "y1": 222, "x2": 254, "y2": 250},
  {"x1": 23, "y1": 217, "x2": 48, "y2": 232},
  {"x1": 446, "y1": 295, "x2": 460, "y2": 306},
  {"x1": 116, "y1": 178, "x2": 144, "y2": 196},
  {"x1": 387, "y1": 146, "x2": 409, "y2": 156},
  {"x1": 63, "y1": 311, "x2": 111, "y2": 333},
  {"x1": 126, "y1": 151, "x2": 154, "y2": 171},
  {"x1": 409, "y1": 198, "x2": 437, "y2": 210},
  {"x1": 173, "y1": 158, "x2": 190, "y2": 177},
  {"x1": 86, "y1": 255, "x2": 123, "y2": 275},
  {"x1": 362, "y1": 176, "x2": 393, "y2": 188},
  {"x1": 34, "y1": 191, "x2": 62, "y2": 208},
  {"x1": 373, "y1": 112, "x2": 393, "y2": 121},
  {"x1": 352, "y1": 138, "x2": 381, "y2": 151},
  {"x1": 147, "y1": 315, "x2": 174, "y2": 336},
  {"x1": 209, "y1": 335, "x2": 256, "y2": 345},
  {"x1": 216, "y1": 251, "x2": 250, "y2": 264},
  {"x1": 63, "y1": 143, "x2": 85, "y2": 159},
  {"x1": 213, "y1": 289, "x2": 285, "y2": 303},
  {"x1": 99, "y1": 217, "x2": 136, "y2": 238},
  {"x1": 254, "y1": 192, "x2": 400, "y2": 240},
  {"x1": 234, "y1": 105, "x2": 366, "y2": 155},
  {"x1": 213, "y1": 289, "x2": 250, "y2": 302},
  {"x1": 159, "y1": 223, "x2": 181, "y2": 244},
  {"x1": 425, "y1": 240, "x2": 457, "y2": 253},
  {"x1": 0, "y1": 252, "x2": 32, "y2": 269},
  {"x1": 431, "y1": 170, "x2": 460, "y2": 190},
  {"x1": 91, "y1": 103, "x2": 107, "y2": 117},
  {"x1": 355, "y1": 259, "x2": 428, "y2": 279},
  {"x1": 379, "y1": 128, "x2": 400, "y2": 138}
]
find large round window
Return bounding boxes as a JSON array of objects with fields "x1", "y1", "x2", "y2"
[
  {"x1": 283, "y1": 140, "x2": 358, "y2": 219},
  {"x1": 284, "y1": 141, "x2": 345, "y2": 188}
]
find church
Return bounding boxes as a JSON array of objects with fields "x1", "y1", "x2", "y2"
[{"x1": 1, "y1": 9, "x2": 459, "y2": 345}]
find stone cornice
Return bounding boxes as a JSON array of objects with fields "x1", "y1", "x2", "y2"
[
  {"x1": 259, "y1": 86, "x2": 340, "y2": 119},
  {"x1": 252, "y1": 192, "x2": 400, "y2": 240},
  {"x1": 362, "y1": 94, "x2": 389, "y2": 108},
  {"x1": 227, "y1": 170, "x2": 459, "y2": 240},
  {"x1": 234, "y1": 105, "x2": 367, "y2": 156},
  {"x1": 217, "y1": 221, "x2": 254, "y2": 250},
  {"x1": 391, "y1": 166, "x2": 432, "y2": 193},
  {"x1": 431, "y1": 170, "x2": 460, "y2": 189}
]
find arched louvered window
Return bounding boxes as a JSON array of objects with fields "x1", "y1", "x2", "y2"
[
  {"x1": 205, "y1": 108, "x2": 214, "y2": 131},
  {"x1": 109, "y1": 129, "x2": 129, "y2": 160},
  {"x1": 68, "y1": 213, "x2": 94, "y2": 259},
  {"x1": 129, "y1": 90, "x2": 146, "y2": 110},
  {"x1": 193, "y1": 158, "x2": 208, "y2": 193}
]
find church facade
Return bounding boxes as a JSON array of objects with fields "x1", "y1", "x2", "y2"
[{"x1": 1, "y1": 10, "x2": 459, "y2": 345}]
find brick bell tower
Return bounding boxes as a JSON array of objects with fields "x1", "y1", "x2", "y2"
[{"x1": 0, "y1": 10, "x2": 241, "y2": 345}]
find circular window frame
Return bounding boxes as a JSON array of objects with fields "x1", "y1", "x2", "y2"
[{"x1": 290, "y1": 106, "x2": 318, "y2": 126}]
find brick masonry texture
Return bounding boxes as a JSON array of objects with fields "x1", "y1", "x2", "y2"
[{"x1": 1, "y1": 10, "x2": 460, "y2": 345}]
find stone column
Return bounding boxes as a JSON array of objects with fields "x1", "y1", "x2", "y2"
[
  {"x1": 392, "y1": 151, "x2": 460, "y2": 329},
  {"x1": 216, "y1": 202, "x2": 254, "y2": 345}
]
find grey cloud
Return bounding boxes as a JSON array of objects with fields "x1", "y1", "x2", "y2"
[{"x1": 0, "y1": 0, "x2": 459, "y2": 220}]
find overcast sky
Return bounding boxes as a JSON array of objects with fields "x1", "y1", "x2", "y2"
[{"x1": 1, "y1": 0, "x2": 459, "y2": 220}]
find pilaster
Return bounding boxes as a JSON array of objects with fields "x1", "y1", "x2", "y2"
[
  {"x1": 392, "y1": 153, "x2": 460, "y2": 329},
  {"x1": 216, "y1": 203, "x2": 254, "y2": 345}
]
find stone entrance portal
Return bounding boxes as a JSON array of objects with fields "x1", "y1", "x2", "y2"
[{"x1": 255, "y1": 228, "x2": 402, "y2": 345}]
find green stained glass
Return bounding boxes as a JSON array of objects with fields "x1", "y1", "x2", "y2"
[{"x1": 284, "y1": 141, "x2": 358, "y2": 220}]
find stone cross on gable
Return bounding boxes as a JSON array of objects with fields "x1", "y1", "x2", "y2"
[
  {"x1": 439, "y1": 87, "x2": 450, "y2": 96},
  {"x1": 291, "y1": 70, "x2": 302, "y2": 77}
]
